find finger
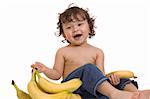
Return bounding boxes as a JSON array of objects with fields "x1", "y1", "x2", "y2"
[
  {"x1": 113, "y1": 74, "x2": 120, "y2": 85},
  {"x1": 31, "y1": 65, "x2": 33, "y2": 68},
  {"x1": 108, "y1": 77, "x2": 113, "y2": 85},
  {"x1": 110, "y1": 74, "x2": 115, "y2": 85},
  {"x1": 113, "y1": 74, "x2": 118, "y2": 84},
  {"x1": 108, "y1": 76, "x2": 112, "y2": 82},
  {"x1": 31, "y1": 64, "x2": 35, "y2": 68},
  {"x1": 36, "y1": 64, "x2": 42, "y2": 70},
  {"x1": 116, "y1": 74, "x2": 120, "y2": 83}
]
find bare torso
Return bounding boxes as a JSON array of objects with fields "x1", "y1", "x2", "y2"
[{"x1": 61, "y1": 44, "x2": 103, "y2": 79}]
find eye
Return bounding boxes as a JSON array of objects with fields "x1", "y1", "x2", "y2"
[
  {"x1": 78, "y1": 23, "x2": 83, "y2": 26},
  {"x1": 66, "y1": 26, "x2": 71, "y2": 29}
]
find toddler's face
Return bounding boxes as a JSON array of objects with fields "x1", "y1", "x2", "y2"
[{"x1": 62, "y1": 16, "x2": 90, "y2": 46}]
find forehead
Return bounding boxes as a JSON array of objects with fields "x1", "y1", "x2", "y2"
[
  {"x1": 62, "y1": 14, "x2": 86, "y2": 23},
  {"x1": 64, "y1": 15, "x2": 85, "y2": 24}
]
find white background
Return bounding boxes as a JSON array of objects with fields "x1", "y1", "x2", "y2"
[{"x1": 0, "y1": 0, "x2": 150, "y2": 98}]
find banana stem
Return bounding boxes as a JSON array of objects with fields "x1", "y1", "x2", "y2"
[
  {"x1": 31, "y1": 69, "x2": 36, "y2": 81},
  {"x1": 12, "y1": 80, "x2": 19, "y2": 92},
  {"x1": 133, "y1": 76, "x2": 137, "y2": 78},
  {"x1": 35, "y1": 71, "x2": 41, "y2": 79}
]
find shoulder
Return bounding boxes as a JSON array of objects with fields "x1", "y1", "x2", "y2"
[
  {"x1": 89, "y1": 44, "x2": 104, "y2": 55},
  {"x1": 55, "y1": 46, "x2": 69, "y2": 56}
]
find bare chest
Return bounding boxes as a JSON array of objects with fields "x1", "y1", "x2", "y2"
[
  {"x1": 64, "y1": 50, "x2": 96, "y2": 66},
  {"x1": 63, "y1": 51, "x2": 96, "y2": 78}
]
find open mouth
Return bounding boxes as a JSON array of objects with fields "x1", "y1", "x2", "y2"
[{"x1": 73, "y1": 34, "x2": 82, "y2": 40}]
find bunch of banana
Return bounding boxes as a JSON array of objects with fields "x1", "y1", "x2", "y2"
[
  {"x1": 106, "y1": 70, "x2": 137, "y2": 78},
  {"x1": 27, "y1": 69, "x2": 70, "y2": 99},
  {"x1": 35, "y1": 70, "x2": 82, "y2": 93},
  {"x1": 27, "y1": 69, "x2": 82, "y2": 99},
  {"x1": 70, "y1": 93, "x2": 82, "y2": 99},
  {"x1": 11, "y1": 80, "x2": 32, "y2": 99}
]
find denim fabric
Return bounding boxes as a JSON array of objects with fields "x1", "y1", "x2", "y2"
[
  {"x1": 61, "y1": 64, "x2": 138, "y2": 99},
  {"x1": 114, "y1": 78, "x2": 138, "y2": 90}
]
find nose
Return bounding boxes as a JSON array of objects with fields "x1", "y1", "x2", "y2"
[{"x1": 73, "y1": 25, "x2": 78, "y2": 32}]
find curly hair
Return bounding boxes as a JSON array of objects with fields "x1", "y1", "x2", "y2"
[{"x1": 57, "y1": 6, "x2": 96, "y2": 42}]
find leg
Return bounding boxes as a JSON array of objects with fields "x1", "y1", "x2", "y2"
[
  {"x1": 115, "y1": 78, "x2": 138, "y2": 92},
  {"x1": 62, "y1": 64, "x2": 150, "y2": 99},
  {"x1": 96, "y1": 80, "x2": 139, "y2": 99},
  {"x1": 124, "y1": 83, "x2": 138, "y2": 92},
  {"x1": 97, "y1": 79, "x2": 150, "y2": 99},
  {"x1": 62, "y1": 64, "x2": 135, "y2": 99},
  {"x1": 62, "y1": 64, "x2": 109, "y2": 98}
]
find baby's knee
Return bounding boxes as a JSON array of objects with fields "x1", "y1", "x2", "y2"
[
  {"x1": 84, "y1": 63, "x2": 97, "y2": 70},
  {"x1": 84, "y1": 64, "x2": 103, "y2": 73}
]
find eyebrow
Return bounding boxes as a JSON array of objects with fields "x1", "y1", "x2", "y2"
[{"x1": 72, "y1": 19, "x2": 85, "y2": 22}]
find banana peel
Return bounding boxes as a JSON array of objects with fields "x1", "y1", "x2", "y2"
[
  {"x1": 12, "y1": 80, "x2": 32, "y2": 99},
  {"x1": 106, "y1": 70, "x2": 137, "y2": 78},
  {"x1": 27, "y1": 69, "x2": 73, "y2": 99},
  {"x1": 35, "y1": 70, "x2": 82, "y2": 94}
]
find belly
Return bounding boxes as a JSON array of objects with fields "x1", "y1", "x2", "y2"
[
  {"x1": 62, "y1": 63, "x2": 95, "y2": 79},
  {"x1": 63, "y1": 65, "x2": 81, "y2": 79}
]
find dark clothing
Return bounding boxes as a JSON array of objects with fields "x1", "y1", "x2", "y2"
[{"x1": 62, "y1": 64, "x2": 138, "y2": 99}]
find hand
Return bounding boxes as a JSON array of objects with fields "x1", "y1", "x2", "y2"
[
  {"x1": 108, "y1": 73, "x2": 120, "y2": 85},
  {"x1": 31, "y1": 62, "x2": 47, "y2": 73}
]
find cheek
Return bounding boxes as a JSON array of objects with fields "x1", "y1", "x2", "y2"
[{"x1": 65, "y1": 33, "x2": 72, "y2": 40}]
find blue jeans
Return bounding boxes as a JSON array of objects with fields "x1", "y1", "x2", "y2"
[{"x1": 61, "y1": 64, "x2": 138, "y2": 99}]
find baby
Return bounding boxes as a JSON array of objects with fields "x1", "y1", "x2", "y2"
[{"x1": 32, "y1": 5, "x2": 150, "y2": 99}]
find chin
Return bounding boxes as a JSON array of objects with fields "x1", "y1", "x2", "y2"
[
  {"x1": 72, "y1": 43, "x2": 81, "y2": 46},
  {"x1": 70, "y1": 39, "x2": 86, "y2": 46}
]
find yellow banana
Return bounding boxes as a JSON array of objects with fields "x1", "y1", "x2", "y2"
[
  {"x1": 106, "y1": 70, "x2": 137, "y2": 78},
  {"x1": 36, "y1": 71, "x2": 82, "y2": 93},
  {"x1": 27, "y1": 69, "x2": 71, "y2": 99},
  {"x1": 70, "y1": 93, "x2": 82, "y2": 99},
  {"x1": 11, "y1": 80, "x2": 32, "y2": 99}
]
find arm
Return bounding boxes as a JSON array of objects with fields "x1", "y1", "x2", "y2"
[
  {"x1": 95, "y1": 49, "x2": 120, "y2": 85},
  {"x1": 95, "y1": 48, "x2": 105, "y2": 74},
  {"x1": 32, "y1": 48, "x2": 65, "y2": 80}
]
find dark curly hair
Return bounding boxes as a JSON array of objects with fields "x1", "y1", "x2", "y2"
[{"x1": 57, "y1": 6, "x2": 96, "y2": 43}]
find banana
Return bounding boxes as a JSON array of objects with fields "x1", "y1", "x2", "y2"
[
  {"x1": 27, "y1": 69, "x2": 71, "y2": 99},
  {"x1": 106, "y1": 70, "x2": 137, "y2": 78},
  {"x1": 35, "y1": 71, "x2": 82, "y2": 93},
  {"x1": 11, "y1": 80, "x2": 32, "y2": 99},
  {"x1": 70, "y1": 93, "x2": 82, "y2": 99}
]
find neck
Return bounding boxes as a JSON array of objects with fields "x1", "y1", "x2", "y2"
[{"x1": 69, "y1": 41, "x2": 89, "y2": 47}]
